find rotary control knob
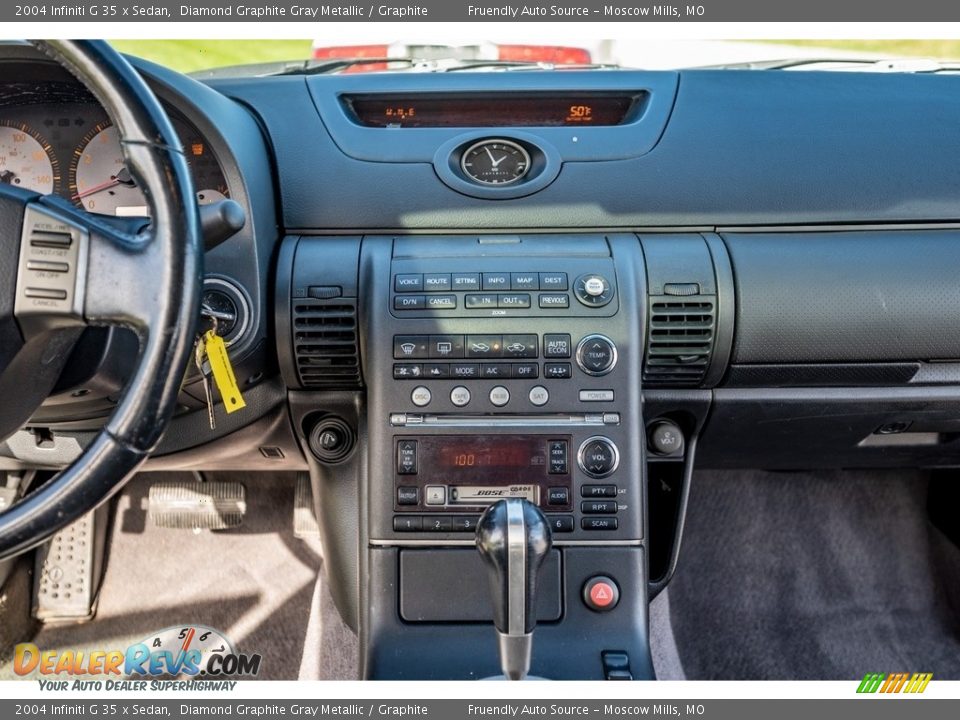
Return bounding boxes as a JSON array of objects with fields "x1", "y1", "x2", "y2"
[
  {"x1": 574, "y1": 273, "x2": 614, "y2": 307},
  {"x1": 578, "y1": 436, "x2": 620, "y2": 478},
  {"x1": 576, "y1": 334, "x2": 618, "y2": 376}
]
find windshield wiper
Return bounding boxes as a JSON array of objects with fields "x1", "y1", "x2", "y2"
[
  {"x1": 272, "y1": 57, "x2": 421, "y2": 75},
  {"x1": 702, "y1": 57, "x2": 960, "y2": 73},
  {"x1": 443, "y1": 60, "x2": 619, "y2": 72}
]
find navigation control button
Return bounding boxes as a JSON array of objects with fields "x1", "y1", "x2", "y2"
[
  {"x1": 574, "y1": 274, "x2": 614, "y2": 307},
  {"x1": 498, "y1": 293, "x2": 531, "y2": 309},
  {"x1": 450, "y1": 386, "x2": 471, "y2": 407},
  {"x1": 576, "y1": 335, "x2": 617, "y2": 376},
  {"x1": 511, "y1": 273, "x2": 539, "y2": 290},
  {"x1": 411, "y1": 386, "x2": 432, "y2": 407},
  {"x1": 528, "y1": 386, "x2": 549, "y2": 407},
  {"x1": 394, "y1": 274, "x2": 423, "y2": 292},
  {"x1": 539, "y1": 272, "x2": 568, "y2": 290},
  {"x1": 425, "y1": 294, "x2": 457, "y2": 310},
  {"x1": 578, "y1": 437, "x2": 619, "y2": 478},
  {"x1": 465, "y1": 293, "x2": 498, "y2": 309},
  {"x1": 489, "y1": 386, "x2": 510, "y2": 407},
  {"x1": 394, "y1": 295, "x2": 426, "y2": 310},
  {"x1": 482, "y1": 272, "x2": 511, "y2": 291},
  {"x1": 423, "y1": 273, "x2": 452, "y2": 292}
]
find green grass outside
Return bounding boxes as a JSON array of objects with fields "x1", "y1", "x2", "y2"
[{"x1": 108, "y1": 39, "x2": 960, "y2": 74}]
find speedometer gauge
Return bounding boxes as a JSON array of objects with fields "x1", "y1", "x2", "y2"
[
  {"x1": 70, "y1": 119, "x2": 231, "y2": 217},
  {"x1": 0, "y1": 121, "x2": 59, "y2": 195}
]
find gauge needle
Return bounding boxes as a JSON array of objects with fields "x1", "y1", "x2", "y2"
[{"x1": 73, "y1": 168, "x2": 136, "y2": 201}]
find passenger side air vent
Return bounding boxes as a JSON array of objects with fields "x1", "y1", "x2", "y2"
[
  {"x1": 643, "y1": 298, "x2": 716, "y2": 386},
  {"x1": 292, "y1": 299, "x2": 362, "y2": 388}
]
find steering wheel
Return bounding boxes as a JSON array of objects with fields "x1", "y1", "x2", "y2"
[{"x1": 0, "y1": 41, "x2": 202, "y2": 558}]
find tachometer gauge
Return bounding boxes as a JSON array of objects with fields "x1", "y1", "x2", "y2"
[
  {"x1": 71, "y1": 123, "x2": 146, "y2": 215},
  {"x1": 0, "y1": 121, "x2": 59, "y2": 194}
]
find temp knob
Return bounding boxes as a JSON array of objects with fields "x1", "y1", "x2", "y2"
[
  {"x1": 576, "y1": 334, "x2": 618, "y2": 376},
  {"x1": 578, "y1": 436, "x2": 620, "y2": 478},
  {"x1": 574, "y1": 274, "x2": 614, "y2": 307}
]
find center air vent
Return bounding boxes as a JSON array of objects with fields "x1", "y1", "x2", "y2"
[
  {"x1": 292, "y1": 299, "x2": 362, "y2": 389},
  {"x1": 643, "y1": 298, "x2": 716, "y2": 386}
]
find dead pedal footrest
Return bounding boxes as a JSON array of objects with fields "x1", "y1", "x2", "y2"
[
  {"x1": 148, "y1": 480, "x2": 246, "y2": 530},
  {"x1": 294, "y1": 472, "x2": 320, "y2": 539},
  {"x1": 34, "y1": 510, "x2": 100, "y2": 623}
]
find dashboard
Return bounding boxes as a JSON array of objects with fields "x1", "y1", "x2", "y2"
[{"x1": 5, "y1": 42, "x2": 960, "y2": 680}]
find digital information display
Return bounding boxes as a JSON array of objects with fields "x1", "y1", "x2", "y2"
[{"x1": 345, "y1": 93, "x2": 642, "y2": 128}]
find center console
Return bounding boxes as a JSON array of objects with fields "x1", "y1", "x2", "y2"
[{"x1": 278, "y1": 231, "x2": 660, "y2": 680}]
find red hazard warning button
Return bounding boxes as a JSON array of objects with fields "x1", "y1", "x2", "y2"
[{"x1": 583, "y1": 576, "x2": 620, "y2": 612}]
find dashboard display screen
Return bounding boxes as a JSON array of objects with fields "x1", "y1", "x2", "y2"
[
  {"x1": 346, "y1": 93, "x2": 642, "y2": 128},
  {"x1": 402, "y1": 435, "x2": 570, "y2": 485}
]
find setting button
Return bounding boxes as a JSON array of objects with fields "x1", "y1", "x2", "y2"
[
  {"x1": 450, "y1": 386, "x2": 472, "y2": 407},
  {"x1": 397, "y1": 440, "x2": 418, "y2": 474},
  {"x1": 489, "y1": 386, "x2": 510, "y2": 407},
  {"x1": 411, "y1": 386, "x2": 432, "y2": 407},
  {"x1": 576, "y1": 335, "x2": 617, "y2": 376},
  {"x1": 578, "y1": 437, "x2": 619, "y2": 478},
  {"x1": 452, "y1": 273, "x2": 481, "y2": 291}
]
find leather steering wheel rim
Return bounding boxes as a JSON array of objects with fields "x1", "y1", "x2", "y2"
[{"x1": 0, "y1": 40, "x2": 202, "y2": 558}]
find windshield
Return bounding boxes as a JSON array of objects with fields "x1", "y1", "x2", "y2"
[{"x1": 109, "y1": 39, "x2": 960, "y2": 75}]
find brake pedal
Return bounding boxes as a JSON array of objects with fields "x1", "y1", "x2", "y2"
[
  {"x1": 148, "y1": 480, "x2": 246, "y2": 530},
  {"x1": 33, "y1": 507, "x2": 107, "y2": 623},
  {"x1": 294, "y1": 472, "x2": 320, "y2": 539}
]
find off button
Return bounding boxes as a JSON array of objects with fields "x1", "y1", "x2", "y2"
[{"x1": 583, "y1": 576, "x2": 620, "y2": 612}]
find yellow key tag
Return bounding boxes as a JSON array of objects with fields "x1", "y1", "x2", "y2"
[{"x1": 202, "y1": 330, "x2": 246, "y2": 414}]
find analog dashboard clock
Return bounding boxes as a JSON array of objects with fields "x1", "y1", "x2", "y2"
[{"x1": 460, "y1": 139, "x2": 531, "y2": 185}]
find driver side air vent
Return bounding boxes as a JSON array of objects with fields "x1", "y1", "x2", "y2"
[
  {"x1": 643, "y1": 299, "x2": 716, "y2": 386},
  {"x1": 292, "y1": 299, "x2": 362, "y2": 389}
]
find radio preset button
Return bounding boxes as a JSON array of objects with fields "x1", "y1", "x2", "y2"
[
  {"x1": 549, "y1": 515, "x2": 575, "y2": 533},
  {"x1": 529, "y1": 386, "x2": 549, "y2": 407},
  {"x1": 489, "y1": 386, "x2": 510, "y2": 407},
  {"x1": 539, "y1": 272, "x2": 568, "y2": 291},
  {"x1": 411, "y1": 386, "x2": 432, "y2": 407},
  {"x1": 394, "y1": 515, "x2": 422, "y2": 532},
  {"x1": 425, "y1": 486, "x2": 447, "y2": 505},
  {"x1": 397, "y1": 440, "x2": 418, "y2": 474},
  {"x1": 451, "y1": 516, "x2": 480, "y2": 532},
  {"x1": 576, "y1": 335, "x2": 617, "y2": 376},
  {"x1": 450, "y1": 386, "x2": 472, "y2": 407},
  {"x1": 425, "y1": 516, "x2": 453, "y2": 532},
  {"x1": 394, "y1": 274, "x2": 424, "y2": 292},
  {"x1": 397, "y1": 487, "x2": 419, "y2": 505}
]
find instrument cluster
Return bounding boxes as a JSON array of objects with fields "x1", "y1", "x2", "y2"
[{"x1": 0, "y1": 81, "x2": 229, "y2": 217}]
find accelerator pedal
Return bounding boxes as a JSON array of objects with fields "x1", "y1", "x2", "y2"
[
  {"x1": 294, "y1": 472, "x2": 320, "y2": 539},
  {"x1": 148, "y1": 480, "x2": 246, "y2": 530},
  {"x1": 33, "y1": 506, "x2": 108, "y2": 623}
]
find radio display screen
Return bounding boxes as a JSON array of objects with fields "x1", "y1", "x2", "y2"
[
  {"x1": 405, "y1": 435, "x2": 569, "y2": 485},
  {"x1": 344, "y1": 93, "x2": 643, "y2": 128}
]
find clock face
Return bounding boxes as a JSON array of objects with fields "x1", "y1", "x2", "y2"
[{"x1": 460, "y1": 139, "x2": 531, "y2": 185}]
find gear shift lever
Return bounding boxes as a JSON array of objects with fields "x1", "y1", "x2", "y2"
[{"x1": 475, "y1": 498, "x2": 552, "y2": 680}]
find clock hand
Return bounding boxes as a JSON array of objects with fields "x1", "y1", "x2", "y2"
[
  {"x1": 484, "y1": 146, "x2": 497, "y2": 164},
  {"x1": 490, "y1": 154, "x2": 508, "y2": 168}
]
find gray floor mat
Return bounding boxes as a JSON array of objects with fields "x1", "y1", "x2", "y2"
[
  {"x1": 0, "y1": 472, "x2": 359, "y2": 681},
  {"x1": 669, "y1": 469, "x2": 960, "y2": 680}
]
